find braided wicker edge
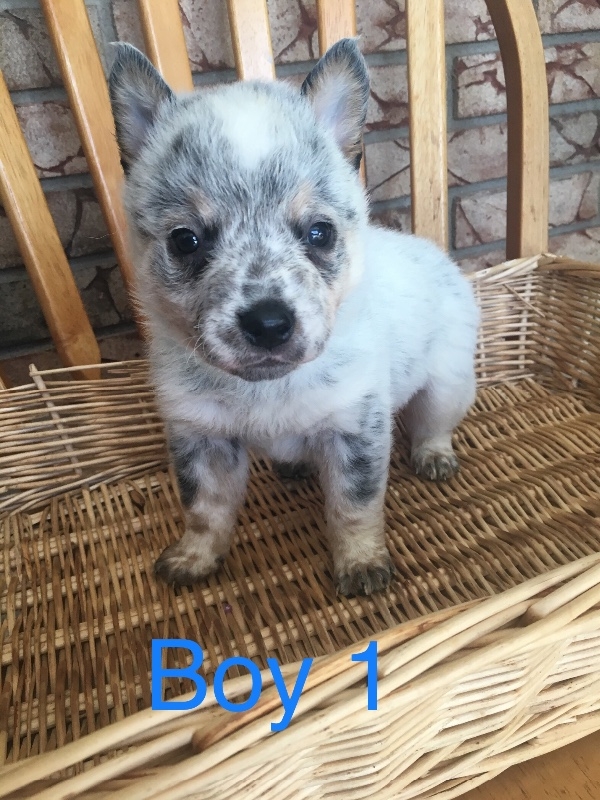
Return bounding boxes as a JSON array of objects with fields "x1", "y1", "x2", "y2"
[{"x1": 1, "y1": 553, "x2": 599, "y2": 799}]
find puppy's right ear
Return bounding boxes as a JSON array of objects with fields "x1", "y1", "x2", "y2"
[
  {"x1": 301, "y1": 38, "x2": 369, "y2": 170},
  {"x1": 109, "y1": 43, "x2": 175, "y2": 170}
]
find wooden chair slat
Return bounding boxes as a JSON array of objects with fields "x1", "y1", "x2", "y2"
[
  {"x1": 137, "y1": 0, "x2": 194, "y2": 91},
  {"x1": 0, "y1": 71, "x2": 100, "y2": 379},
  {"x1": 40, "y1": 0, "x2": 135, "y2": 296},
  {"x1": 317, "y1": 0, "x2": 357, "y2": 52},
  {"x1": 486, "y1": 0, "x2": 549, "y2": 258},
  {"x1": 226, "y1": 0, "x2": 275, "y2": 80},
  {"x1": 406, "y1": 0, "x2": 449, "y2": 250}
]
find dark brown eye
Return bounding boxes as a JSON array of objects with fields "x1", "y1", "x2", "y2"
[
  {"x1": 307, "y1": 221, "x2": 333, "y2": 248},
  {"x1": 168, "y1": 225, "x2": 219, "y2": 279},
  {"x1": 171, "y1": 228, "x2": 200, "y2": 254}
]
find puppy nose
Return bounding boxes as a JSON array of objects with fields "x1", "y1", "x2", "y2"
[{"x1": 238, "y1": 300, "x2": 295, "y2": 350}]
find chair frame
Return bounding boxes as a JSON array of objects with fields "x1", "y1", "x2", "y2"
[{"x1": 0, "y1": 0, "x2": 549, "y2": 374}]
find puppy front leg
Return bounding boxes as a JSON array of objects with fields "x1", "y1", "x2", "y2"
[
  {"x1": 319, "y1": 406, "x2": 393, "y2": 597},
  {"x1": 155, "y1": 428, "x2": 248, "y2": 586}
]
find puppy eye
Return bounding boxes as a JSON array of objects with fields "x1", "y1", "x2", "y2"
[
  {"x1": 306, "y1": 221, "x2": 333, "y2": 248},
  {"x1": 171, "y1": 228, "x2": 200, "y2": 254}
]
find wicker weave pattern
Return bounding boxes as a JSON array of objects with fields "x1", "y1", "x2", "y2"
[{"x1": 1, "y1": 254, "x2": 600, "y2": 798}]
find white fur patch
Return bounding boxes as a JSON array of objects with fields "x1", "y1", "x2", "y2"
[
  {"x1": 209, "y1": 92, "x2": 297, "y2": 170},
  {"x1": 311, "y1": 72, "x2": 357, "y2": 148}
]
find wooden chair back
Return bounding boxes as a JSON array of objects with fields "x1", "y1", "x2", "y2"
[{"x1": 0, "y1": 0, "x2": 549, "y2": 381}]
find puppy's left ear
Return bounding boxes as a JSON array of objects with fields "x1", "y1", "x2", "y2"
[
  {"x1": 301, "y1": 38, "x2": 369, "y2": 170},
  {"x1": 109, "y1": 43, "x2": 175, "y2": 171}
]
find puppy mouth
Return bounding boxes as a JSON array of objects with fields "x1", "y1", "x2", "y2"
[
  {"x1": 191, "y1": 327, "x2": 328, "y2": 381},
  {"x1": 246, "y1": 356, "x2": 293, "y2": 368},
  {"x1": 221, "y1": 335, "x2": 329, "y2": 380},
  {"x1": 227, "y1": 357, "x2": 299, "y2": 382},
  {"x1": 183, "y1": 334, "x2": 302, "y2": 379}
]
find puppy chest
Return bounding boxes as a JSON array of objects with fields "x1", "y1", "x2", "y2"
[{"x1": 163, "y1": 385, "x2": 334, "y2": 441}]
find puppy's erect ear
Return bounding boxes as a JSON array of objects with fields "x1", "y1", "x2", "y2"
[
  {"x1": 301, "y1": 38, "x2": 369, "y2": 170},
  {"x1": 109, "y1": 43, "x2": 175, "y2": 170}
]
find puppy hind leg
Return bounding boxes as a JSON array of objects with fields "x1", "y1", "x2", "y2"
[
  {"x1": 270, "y1": 436, "x2": 314, "y2": 480},
  {"x1": 404, "y1": 375, "x2": 475, "y2": 482},
  {"x1": 274, "y1": 461, "x2": 315, "y2": 480}
]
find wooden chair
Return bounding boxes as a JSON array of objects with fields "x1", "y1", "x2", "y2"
[
  {"x1": 2, "y1": 2, "x2": 600, "y2": 799},
  {"x1": 0, "y1": 0, "x2": 548, "y2": 382}
]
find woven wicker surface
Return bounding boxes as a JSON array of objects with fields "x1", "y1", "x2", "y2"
[{"x1": 1, "y1": 254, "x2": 600, "y2": 798}]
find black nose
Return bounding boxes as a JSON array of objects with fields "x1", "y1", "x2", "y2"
[{"x1": 237, "y1": 300, "x2": 295, "y2": 350}]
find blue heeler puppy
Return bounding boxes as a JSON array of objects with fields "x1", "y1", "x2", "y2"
[{"x1": 109, "y1": 39, "x2": 479, "y2": 597}]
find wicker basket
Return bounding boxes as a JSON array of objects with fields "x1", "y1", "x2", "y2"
[{"x1": 1, "y1": 252, "x2": 600, "y2": 799}]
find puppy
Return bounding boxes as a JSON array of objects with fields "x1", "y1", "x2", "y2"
[{"x1": 109, "y1": 39, "x2": 478, "y2": 597}]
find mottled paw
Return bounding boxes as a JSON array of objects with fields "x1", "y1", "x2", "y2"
[
  {"x1": 335, "y1": 557, "x2": 394, "y2": 597},
  {"x1": 412, "y1": 449, "x2": 459, "y2": 482},
  {"x1": 154, "y1": 541, "x2": 224, "y2": 587},
  {"x1": 273, "y1": 461, "x2": 314, "y2": 480}
]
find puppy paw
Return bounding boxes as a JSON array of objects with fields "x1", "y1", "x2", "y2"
[
  {"x1": 274, "y1": 461, "x2": 314, "y2": 480},
  {"x1": 411, "y1": 448, "x2": 459, "y2": 482},
  {"x1": 154, "y1": 541, "x2": 224, "y2": 587},
  {"x1": 335, "y1": 557, "x2": 394, "y2": 597}
]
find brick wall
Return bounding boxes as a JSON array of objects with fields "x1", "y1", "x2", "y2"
[{"x1": 1, "y1": 0, "x2": 600, "y2": 357}]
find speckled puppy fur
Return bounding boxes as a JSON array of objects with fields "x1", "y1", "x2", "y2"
[{"x1": 109, "y1": 39, "x2": 479, "y2": 597}]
